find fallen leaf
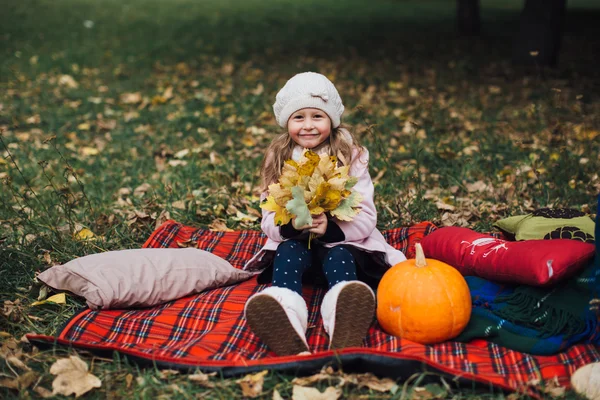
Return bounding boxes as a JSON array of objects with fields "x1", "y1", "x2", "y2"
[
  {"x1": 292, "y1": 385, "x2": 342, "y2": 400},
  {"x1": 0, "y1": 378, "x2": 18, "y2": 389},
  {"x1": 125, "y1": 373, "x2": 133, "y2": 389},
  {"x1": 233, "y1": 210, "x2": 258, "y2": 222},
  {"x1": 176, "y1": 239, "x2": 198, "y2": 248},
  {"x1": 97, "y1": 119, "x2": 117, "y2": 130},
  {"x1": 157, "y1": 369, "x2": 179, "y2": 379},
  {"x1": 154, "y1": 209, "x2": 171, "y2": 229},
  {"x1": 59, "y1": 75, "x2": 79, "y2": 88},
  {"x1": 188, "y1": 371, "x2": 217, "y2": 388},
  {"x1": 34, "y1": 386, "x2": 53, "y2": 398},
  {"x1": 236, "y1": 370, "x2": 268, "y2": 398},
  {"x1": 124, "y1": 110, "x2": 139, "y2": 121},
  {"x1": 355, "y1": 373, "x2": 397, "y2": 392},
  {"x1": 171, "y1": 200, "x2": 186, "y2": 210},
  {"x1": 292, "y1": 372, "x2": 336, "y2": 386},
  {"x1": 0, "y1": 371, "x2": 38, "y2": 390},
  {"x1": 50, "y1": 356, "x2": 101, "y2": 397},
  {"x1": 209, "y1": 219, "x2": 234, "y2": 232},
  {"x1": 537, "y1": 376, "x2": 566, "y2": 398},
  {"x1": 37, "y1": 284, "x2": 48, "y2": 300},
  {"x1": 134, "y1": 183, "x2": 152, "y2": 197},
  {"x1": 73, "y1": 228, "x2": 95, "y2": 241},
  {"x1": 168, "y1": 159, "x2": 187, "y2": 167},
  {"x1": 174, "y1": 149, "x2": 189, "y2": 159},
  {"x1": 120, "y1": 92, "x2": 142, "y2": 104},
  {"x1": 80, "y1": 146, "x2": 99, "y2": 156},
  {"x1": 465, "y1": 180, "x2": 489, "y2": 193},
  {"x1": 435, "y1": 200, "x2": 455, "y2": 211},
  {"x1": 7, "y1": 355, "x2": 31, "y2": 371},
  {"x1": 31, "y1": 293, "x2": 66, "y2": 306}
]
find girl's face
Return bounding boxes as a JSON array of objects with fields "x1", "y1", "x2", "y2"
[{"x1": 287, "y1": 108, "x2": 332, "y2": 149}]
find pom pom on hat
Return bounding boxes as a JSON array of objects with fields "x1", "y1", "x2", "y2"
[{"x1": 273, "y1": 72, "x2": 345, "y2": 128}]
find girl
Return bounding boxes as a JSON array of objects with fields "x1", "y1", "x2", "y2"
[{"x1": 244, "y1": 72, "x2": 407, "y2": 356}]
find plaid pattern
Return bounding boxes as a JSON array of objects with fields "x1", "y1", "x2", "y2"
[{"x1": 28, "y1": 220, "x2": 600, "y2": 397}]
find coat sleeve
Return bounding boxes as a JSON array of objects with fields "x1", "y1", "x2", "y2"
[{"x1": 334, "y1": 148, "x2": 377, "y2": 241}]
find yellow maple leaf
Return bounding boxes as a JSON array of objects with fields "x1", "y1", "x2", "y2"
[
  {"x1": 307, "y1": 172, "x2": 325, "y2": 197},
  {"x1": 267, "y1": 183, "x2": 292, "y2": 207},
  {"x1": 31, "y1": 293, "x2": 66, "y2": 306},
  {"x1": 280, "y1": 162, "x2": 300, "y2": 188},
  {"x1": 317, "y1": 154, "x2": 339, "y2": 180},
  {"x1": 308, "y1": 182, "x2": 342, "y2": 212},
  {"x1": 260, "y1": 195, "x2": 292, "y2": 225},
  {"x1": 297, "y1": 150, "x2": 320, "y2": 177},
  {"x1": 285, "y1": 159, "x2": 299, "y2": 169},
  {"x1": 330, "y1": 191, "x2": 363, "y2": 221},
  {"x1": 73, "y1": 228, "x2": 95, "y2": 241}
]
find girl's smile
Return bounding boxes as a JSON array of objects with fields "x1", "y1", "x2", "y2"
[{"x1": 287, "y1": 108, "x2": 332, "y2": 149}]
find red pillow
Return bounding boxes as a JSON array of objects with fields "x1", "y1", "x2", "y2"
[{"x1": 419, "y1": 227, "x2": 595, "y2": 286}]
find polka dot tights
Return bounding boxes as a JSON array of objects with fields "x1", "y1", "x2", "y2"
[{"x1": 272, "y1": 240, "x2": 357, "y2": 295}]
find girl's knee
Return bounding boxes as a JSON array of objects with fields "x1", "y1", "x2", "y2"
[
  {"x1": 325, "y1": 246, "x2": 352, "y2": 259},
  {"x1": 277, "y1": 240, "x2": 307, "y2": 253}
]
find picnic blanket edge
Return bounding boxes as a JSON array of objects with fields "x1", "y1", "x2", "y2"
[{"x1": 26, "y1": 333, "x2": 519, "y2": 395}]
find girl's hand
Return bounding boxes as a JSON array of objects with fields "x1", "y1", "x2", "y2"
[{"x1": 308, "y1": 213, "x2": 328, "y2": 237}]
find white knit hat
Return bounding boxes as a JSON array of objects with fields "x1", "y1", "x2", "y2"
[{"x1": 273, "y1": 72, "x2": 345, "y2": 128}]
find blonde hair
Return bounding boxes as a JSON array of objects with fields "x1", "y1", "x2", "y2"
[{"x1": 260, "y1": 125, "x2": 363, "y2": 192}]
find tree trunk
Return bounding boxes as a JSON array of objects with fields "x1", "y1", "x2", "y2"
[
  {"x1": 457, "y1": 0, "x2": 480, "y2": 35},
  {"x1": 512, "y1": 0, "x2": 567, "y2": 66}
]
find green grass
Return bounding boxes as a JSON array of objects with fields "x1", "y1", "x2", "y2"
[{"x1": 1, "y1": 0, "x2": 599, "y2": 398}]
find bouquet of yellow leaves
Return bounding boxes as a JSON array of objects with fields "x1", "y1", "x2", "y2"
[{"x1": 260, "y1": 149, "x2": 363, "y2": 247}]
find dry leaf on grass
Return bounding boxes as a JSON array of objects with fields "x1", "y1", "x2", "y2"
[
  {"x1": 34, "y1": 385, "x2": 53, "y2": 398},
  {"x1": 0, "y1": 371, "x2": 38, "y2": 390},
  {"x1": 154, "y1": 209, "x2": 171, "y2": 229},
  {"x1": 209, "y1": 219, "x2": 234, "y2": 232},
  {"x1": 31, "y1": 293, "x2": 66, "y2": 306},
  {"x1": 157, "y1": 369, "x2": 179, "y2": 379},
  {"x1": 7, "y1": 355, "x2": 31, "y2": 371},
  {"x1": 73, "y1": 228, "x2": 96, "y2": 241},
  {"x1": 50, "y1": 355, "x2": 101, "y2": 397},
  {"x1": 526, "y1": 376, "x2": 565, "y2": 398},
  {"x1": 120, "y1": 92, "x2": 142, "y2": 104},
  {"x1": 292, "y1": 385, "x2": 342, "y2": 400},
  {"x1": 292, "y1": 370, "x2": 396, "y2": 393},
  {"x1": 353, "y1": 373, "x2": 397, "y2": 392},
  {"x1": 292, "y1": 372, "x2": 338, "y2": 387},
  {"x1": 188, "y1": 371, "x2": 217, "y2": 388},
  {"x1": 125, "y1": 373, "x2": 133, "y2": 389},
  {"x1": 236, "y1": 370, "x2": 268, "y2": 398}
]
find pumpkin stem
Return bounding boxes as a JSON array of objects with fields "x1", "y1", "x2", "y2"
[{"x1": 415, "y1": 243, "x2": 427, "y2": 267}]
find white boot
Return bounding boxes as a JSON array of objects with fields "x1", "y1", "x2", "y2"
[
  {"x1": 244, "y1": 286, "x2": 310, "y2": 356},
  {"x1": 321, "y1": 281, "x2": 375, "y2": 350}
]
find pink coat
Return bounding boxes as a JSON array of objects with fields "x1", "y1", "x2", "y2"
[{"x1": 244, "y1": 146, "x2": 407, "y2": 271}]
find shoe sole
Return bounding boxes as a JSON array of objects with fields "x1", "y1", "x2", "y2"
[
  {"x1": 245, "y1": 294, "x2": 309, "y2": 356},
  {"x1": 330, "y1": 283, "x2": 375, "y2": 350}
]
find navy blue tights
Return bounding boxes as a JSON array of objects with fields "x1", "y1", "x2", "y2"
[{"x1": 272, "y1": 240, "x2": 357, "y2": 294}]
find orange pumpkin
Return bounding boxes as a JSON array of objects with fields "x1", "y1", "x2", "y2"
[{"x1": 376, "y1": 243, "x2": 472, "y2": 344}]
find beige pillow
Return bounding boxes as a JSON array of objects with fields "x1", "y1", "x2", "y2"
[{"x1": 38, "y1": 248, "x2": 258, "y2": 310}]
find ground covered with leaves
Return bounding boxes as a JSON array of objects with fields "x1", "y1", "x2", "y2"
[{"x1": 1, "y1": 0, "x2": 599, "y2": 398}]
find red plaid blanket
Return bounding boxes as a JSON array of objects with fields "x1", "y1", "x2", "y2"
[{"x1": 28, "y1": 220, "x2": 600, "y2": 398}]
